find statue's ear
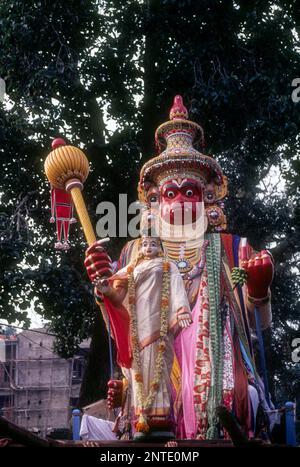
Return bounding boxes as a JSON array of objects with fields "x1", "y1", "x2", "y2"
[
  {"x1": 215, "y1": 175, "x2": 228, "y2": 201},
  {"x1": 144, "y1": 183, "x2": 159, "y2": 205},
  {"x1": 138, "y1": 182, "x2": 146, "y2": 202},
  {"x1": 138, "y1": 180, "x2": 155, "y2": 203}
]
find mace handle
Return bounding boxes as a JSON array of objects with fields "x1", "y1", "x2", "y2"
[{"x1": 66, "y1": 180, "x2": 96, "y2": 246}]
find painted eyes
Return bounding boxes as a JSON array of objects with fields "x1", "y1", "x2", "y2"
[
  {"x1": 149, "y1": 195, "x2": 158, "y2": 203},
  {"x1": 165, "y1": 188, "x2": 195, "y2": 198},
  {"x1": 142, "y1": 241, "x2": 157, "y2": 248}
]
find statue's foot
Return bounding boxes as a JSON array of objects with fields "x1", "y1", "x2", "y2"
[
  {"x1": 133, "y1": 431, "x2": 148, "y2": 442},
  {"x1": 82, "y1": 440, "x2": 99, "y2": 447},
  {"x1": 133, "y1": 430, "x2": 175, "y2": 442},
  {"x1": 148, "y1": 430, "x2": 175, "y2": 441},
  {"x1": 165, "y1": 440, "x2": 178, "y2": 447},
  {"x1": 133, "y1": 416, "x2": 175, "y2": 442}
]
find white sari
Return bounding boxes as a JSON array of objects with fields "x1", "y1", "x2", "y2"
[{"x1": 112, "y1": 257, "x2": 190, "y2": 420}]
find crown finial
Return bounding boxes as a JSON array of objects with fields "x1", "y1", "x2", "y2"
[
  {"x1": 51, "y1": 138, "x2": 66, "y2": 150},
  {"x1": 169, "y1": 95, "x2": 188, "y2": 120}
]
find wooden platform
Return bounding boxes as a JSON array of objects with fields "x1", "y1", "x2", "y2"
[
  {"x1": 0, "y1": 413, "x2": 287, "y2": 448},
  {"x1": 60, "y1": 439, "x2": 234, "y2": 448}
]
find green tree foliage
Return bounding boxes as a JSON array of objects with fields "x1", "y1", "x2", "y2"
[{"x1": 0, "y1": 0, "x2": 299, "y2": 405}]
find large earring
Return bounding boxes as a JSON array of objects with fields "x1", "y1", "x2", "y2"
[
  {"x1": 204, "y1": 180, "x2": 227, "y2": 232},
  {"x1": 205, "y1": 205, "x2": 227, "y2": 232}
]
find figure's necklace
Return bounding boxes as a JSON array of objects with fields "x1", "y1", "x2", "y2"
[
  {"x1": 163, "y1": 239, "x2": 210, "y2": 280},
  {"x1": 163, "y1": 239, "x2": 201, "y2": 274}
]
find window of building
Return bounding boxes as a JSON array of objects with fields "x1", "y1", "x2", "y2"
[
  {"x1": 5, "y1": 341, "x2": 16, "y2": 361},
  {"x1": 72, "y1": 358, "x2": 85, "y2": 383}
]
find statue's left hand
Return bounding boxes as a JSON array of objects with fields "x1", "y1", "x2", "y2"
[
  {"x1": 93, "y1": 278, "x2": 111, "y2": 295},
  {"x1": 241, "y1": 249, "x2": 274, "y2": 299},
  {"x1": 177, "y1": 307, "x2": 193, "y2": 328}
]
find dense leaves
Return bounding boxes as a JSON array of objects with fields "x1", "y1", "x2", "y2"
[{"x1": 0, "y1": 0, "x2": 299, "y2": 405}]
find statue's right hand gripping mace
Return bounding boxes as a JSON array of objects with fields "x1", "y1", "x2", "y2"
[{"x1": 44, "y1": 138, "x2": 96, "y2": 247}]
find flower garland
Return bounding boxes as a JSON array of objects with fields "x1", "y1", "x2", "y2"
[{"x1": 127, "y1": 256, "x2": 170, "y2": 433}]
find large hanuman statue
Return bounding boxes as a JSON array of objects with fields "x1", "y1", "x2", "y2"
[{"x1": 84, "y1": 96, "x2": 274, "y2": 441}]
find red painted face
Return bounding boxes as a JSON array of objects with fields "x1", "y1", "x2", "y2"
[{"x1": 159, "y1": 178, "x2": 203, "y2": 225}]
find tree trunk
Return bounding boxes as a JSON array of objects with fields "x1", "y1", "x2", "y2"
[
  {"x1": 140, "y1": 0, "x2": 161, "y2": 160},
  {"x1": 78, "y1": 308, "x2": 111, "y2": 408}
]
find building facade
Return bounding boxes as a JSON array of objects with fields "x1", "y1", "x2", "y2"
[{"x1": 0, "y1": 328, "x2": 87, "y2": 437}]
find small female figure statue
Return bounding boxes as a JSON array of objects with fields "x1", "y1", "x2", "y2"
[{"x1": 95, "y1": 234, "x2": 192, "y2": 440}]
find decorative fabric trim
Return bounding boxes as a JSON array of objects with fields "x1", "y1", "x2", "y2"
[
  {"x1": 248, "y1": 294, "x2": 270, "y2": 306},
  {"x1": 221, "y1": 258, "x2": 259, "y2": 383},
  {"x1": 193, "y1": 268, "x2": 211, "y2": 439},
  {"x1": 135, "y1": 407, "x2": 170, "y2": 416},
  {"x1": 138, "y1": 317, "x2": 178, "y2": 351},
  {"x1": 205, "y1": 233, "x2": 223, "y2": 439}
]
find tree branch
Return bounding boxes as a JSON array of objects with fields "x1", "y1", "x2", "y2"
[{"x1": 270, "y1": 232, "x2": 300, "y2": 263}]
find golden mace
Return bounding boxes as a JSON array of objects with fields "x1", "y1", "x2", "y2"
[{"x1": 44, "y1": 138, "x2": 96, "y2": 246}]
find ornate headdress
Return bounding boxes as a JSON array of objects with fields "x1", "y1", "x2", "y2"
[{"x1": 138, "y1": 95, "x2": 228, "y2": 232}]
